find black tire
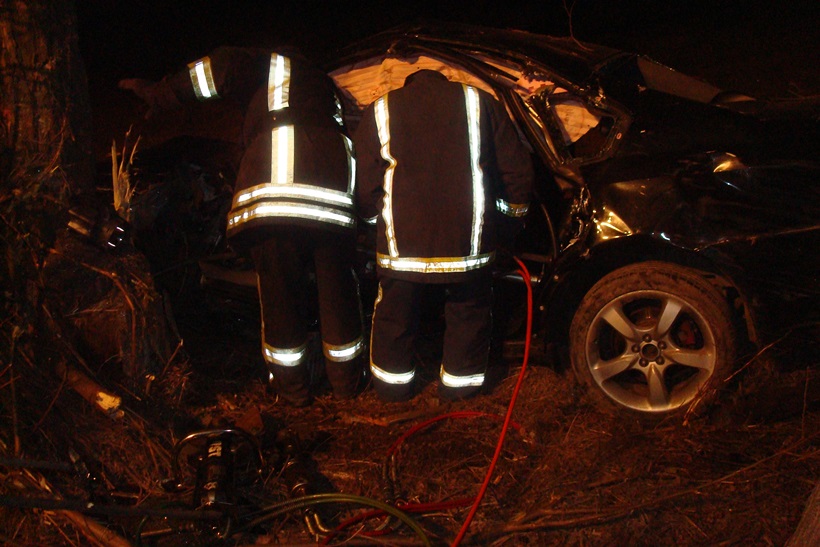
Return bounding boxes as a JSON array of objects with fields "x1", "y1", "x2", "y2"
[{"x1": 569, "y1": 262, "x2": 736, "y2": 419}]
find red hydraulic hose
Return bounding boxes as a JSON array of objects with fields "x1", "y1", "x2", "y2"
[
  {"x1": 386, "y1": 411, "x2": 521, "y2": 457},
  {"x1": 451, "y1": 257, "x2": 533, "y2": 547},
  {"x1": 320, "y1": 259, "x2": 534, "y2": 546},
  {"x1": 322, "y1": 412, "x2": 523, "y2": 544}
]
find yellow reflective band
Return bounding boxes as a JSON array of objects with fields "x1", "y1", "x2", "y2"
[
  {"x1": 464, "y1": 85, "x2": 485, "y2": 256},
  {"x1": 188, "y1": 57, "x2": 218, "y2": 100},
  {"x1": 264, "y1": 342, "x2": 307, "y2": 367},
  {"x1": 496, "y1": 199, "x2": 530, "y2": 217},
  {"x1": 343, "y1": 134, "x2": 356, "y2": 195},
  {"x1": 371, "y1": 364, "x2": 415, "y2": 385},
  {"x1": 268, "y1": 53, "x2": 291, "y2": 111},
  {"x1": 324, "y1": 336, "x2": 364, "y2": 362},
  {"x1": 333, "y1": 94, "x2": 345, "y2": 127},
  {"x1": 376, "y1": 252, "x2": 493, "y2": 274},
  {"x1": 227, "y1": 203, "x2": 356, "y2": 229},
  {"x1": 234, "y1": 183, "x2": 354, "y2": 207},
  {"x1": 271, "y1": 125, "x2": 295, "y2": 185},
  {"x1": 374, "y1": 96, "x2": 399, "y2": 257},
  {"x1": 440, "y1": 365, "x2": 485, "y2": 388}
]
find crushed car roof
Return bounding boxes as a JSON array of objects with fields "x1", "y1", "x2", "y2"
[{"x1": 329, "y1": 22, "x2": 629, "y2": 88}]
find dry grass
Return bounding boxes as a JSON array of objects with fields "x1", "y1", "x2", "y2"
[{"x1": 2, "y1": 316, "x2": 819, "y2": 546}]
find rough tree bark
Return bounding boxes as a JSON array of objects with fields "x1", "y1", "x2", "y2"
[
  {"x1": 0, "y1": 0, "x2": 179, "y2": 419},
  {"x1": 0, "y1": 0, "x2": 93, "y2": 190}
]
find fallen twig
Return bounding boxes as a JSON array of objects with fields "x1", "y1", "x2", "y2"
[
  {"x1": 54, "y1": 361, "x2": 124, "y2": 420},
  {"x1": 5, "y1": 468, "x2": 133, "y2": 547},
  {"x1": 9, "y1": 327, "x2": 22, "y2": 456},
  {"x1": 499, "y1": 429, "x2": 820, "y2": 534},
  {"x1": 48, "y1": 248, "x2": 139, "y2": 366},
  {"x1": 339, "y1": 408, "x2": 439, "y2": 427},
  {"x1": 55, "y1": 510, "x2": 133, "y2": 547}
]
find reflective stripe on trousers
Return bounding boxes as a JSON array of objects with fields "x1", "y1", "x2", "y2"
[
  {"x1": 323, "y1": 335, "x2": 365, "y2": 363},
  {"x1": 369, "y1": 282, "x2": 416, "y2": 386},
  {"x1": 263, "y1": 341, "x2": 308, "y2": 368},
  {"x1": 371, "y1": 363, "x2": 415, "y2": 385},
  {"x1": 440, "y1": 366, "x2": 485, "y2": 388}
]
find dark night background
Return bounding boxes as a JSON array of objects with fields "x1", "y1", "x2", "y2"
[{"x1": 75, "y1": 0, "x2": 819, "y2": 158}]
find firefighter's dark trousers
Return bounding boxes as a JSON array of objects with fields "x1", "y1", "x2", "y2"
[
  {"x1": 369, "y1": 272, "x2": 493, "y2": 402},
  {"x1": 251, "y1": 228, "x2": 364, "y2": 404}
]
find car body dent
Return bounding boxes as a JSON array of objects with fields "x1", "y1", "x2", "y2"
[
  {"x1": 327, "y1": 22, "x2": 819, "y2": 355},
  {"x1": 551, "y1": 153, "x2": 820, "y2": 346}
]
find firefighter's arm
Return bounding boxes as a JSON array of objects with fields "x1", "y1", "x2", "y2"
[
  {"x1": 118, "y1": 77, "x2": 183, "y2": 119},
  {"x1": 352, "y1": 105, "x2": 385, "y2": 222},
  {"x1": 487, "y1": 97, "x2": 535, "y2": 248},
  {"x1": 119, "y1": 47, "x2": 265, "y2": 118},
  {"x1": 490, "y1": 99, "x2": 534, "y2": 216},
  {"x1": 182, "y1": 46, "x2": 266, "y2": 104}
]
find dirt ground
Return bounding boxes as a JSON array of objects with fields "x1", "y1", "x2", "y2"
[
  {"x1": 2, "y1": 277, "x2": 819, "y2": 546},
  {"x1": 172, "y1": 311, "x2": 820, "y2": 547}
]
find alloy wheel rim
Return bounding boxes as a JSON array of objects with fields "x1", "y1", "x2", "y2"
[{"x1": 584, "y1": 289, "x2": 717, "y2": 413}]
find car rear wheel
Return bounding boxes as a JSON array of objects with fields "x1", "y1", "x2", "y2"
[{"x1": 569, "y1": 262, "x2": 736, "y2": 419}]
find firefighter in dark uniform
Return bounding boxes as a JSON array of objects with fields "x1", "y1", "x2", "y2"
[
  {"x1": 120, "y1": 47, "x2": 365, "y2": 406},
  {"x1": 353, "y1": 69, "x2": 534, "y2": 402}
]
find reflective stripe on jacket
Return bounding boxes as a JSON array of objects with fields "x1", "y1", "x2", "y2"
[
  {"x1": 354, "y1": 70, "x2": 533, "y2": 283},
  {"x1": 174, "y1": 48, "x2": 356, "y2": 238}
]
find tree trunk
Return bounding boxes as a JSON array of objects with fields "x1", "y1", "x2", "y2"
[
  {"x1": 1, "y1": 0, "x2": 180, "y2": 418},
  {"x1": 1, "y1": 0, "x2": 93, "y2": 193}
]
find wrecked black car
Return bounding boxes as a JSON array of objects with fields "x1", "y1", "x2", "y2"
[{"x1": 127, "y1": 23, "x2": 819, "y2": 421}]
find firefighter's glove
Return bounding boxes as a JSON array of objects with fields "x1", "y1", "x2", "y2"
[{"x1": 119, "y1": 78, "x2": 179, "y2": 119}]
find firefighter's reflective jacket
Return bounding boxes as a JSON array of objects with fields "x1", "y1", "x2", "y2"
[
  {"x1": 354, "y1": 70, "x2": 533, "y2": 283},
  {"x1": 161, "y1": 46, "x2": 355, "y2": 247}
]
